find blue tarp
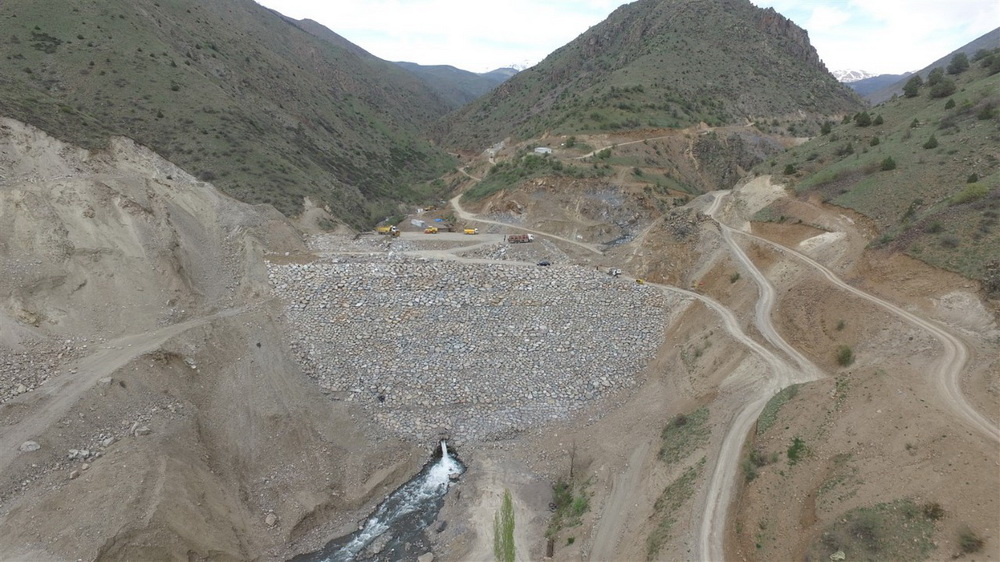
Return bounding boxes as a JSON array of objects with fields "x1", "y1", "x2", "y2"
[{"x1": 435, "y1": 218, "x2": 443, "y2": 222}]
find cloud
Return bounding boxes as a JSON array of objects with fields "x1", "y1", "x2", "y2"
[
  {"x1": 265, "y1": 0, "x2": 999, "y2": 74},
  {"x1": 261, "y1": 0, "x2": 619, "y2": 71},
  {"x1": 753, "y1": 0, "x2": 999, "y2": 74}
]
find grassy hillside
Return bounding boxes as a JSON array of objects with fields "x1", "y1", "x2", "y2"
[
  {"x1": 439, "y1": 0, "x2": 863, "y2": 149},
  {"x1": 0, "y1": 0, "x2": 455, "y2": 226},
  {"x1": 757, "y1": 53, "x2": 1000, "y2": 283}
]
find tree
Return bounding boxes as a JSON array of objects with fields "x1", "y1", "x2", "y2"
[
  {"x1": 902, "y1": 75, "x2": 923, "y2": 98},
  {"x1": 881, "y1": 156, "x2": 896, "y2": 171},
  {"x1": 927, "y1": 67, "x2": 945, "y2": 86},
  {"x1": 873, "y1": 114, "x2": 884, "y2": 125},
  {"x1": 929, "y1": 77, "x2": 956, "y2": 98},
  {"x1": 493, "y1": 490, "x2": 516, "y2": 562},
  {"x1": 854, "y1": 111, "x2": 872, "y2": 127},
  {"x1": 923, "y1": 135, "x2": 938, "y2": 149},
  {"x1": 820, "y1": 121, "x2": 833, "y2": 135},
  {"x1": 947, "y1": 52, "x2": 969, "y2": 75}
]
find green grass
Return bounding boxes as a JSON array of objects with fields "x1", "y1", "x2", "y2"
[
  {"x1": 546, "y1": 477, "x2": 592, "y2": 539},
  {"x1": 757, "y1": 64, "x2": 1000, "y2": 283},
  {"x1": 756, "y1": 384, "x2": 800, "y2": 435},
  {"x1": 647, "y1": 458, "x2": 705, "y2": 559},
  {"x1": 658, "y1": 407, "x2": 711, "y2": 464},
  {"x1": 493, "y1": 489, "x2": 515, "y2": 562},
  {"x1": 807, "y1": 499, "x2": 938, "y2": 561}
]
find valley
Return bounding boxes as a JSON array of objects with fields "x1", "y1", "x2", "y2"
[{"x1": 0, "y1": 0, "x2": 997, "y2": 560}]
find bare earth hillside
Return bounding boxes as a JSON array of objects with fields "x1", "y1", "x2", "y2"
[{"x1": 0, "y1": 118, "x2": 425, "y2": 560}]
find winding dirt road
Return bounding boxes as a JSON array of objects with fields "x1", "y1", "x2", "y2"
[
  {"x1": 729, "y1": 216, "x2": 999, "y2": 444},
  {"x1": 694, "y1": 191, "x2": 823, "y2": 561},
  {"x1": 0, "y1": 307, "x2": 246, "y2": 477}
]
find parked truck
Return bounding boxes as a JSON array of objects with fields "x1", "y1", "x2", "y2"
[
  {"x1": 463, "y1": 228, "x2": 479, "y2": 235},
  {"x1": 424, "y1": 226, "x2": 439, "y2": 234},
  {"x1": 376, "y1": 225, "x2": 398, "y2": 235},
  {"x1": 507, "y1": 234, "x2": 534, "y2": 243}
]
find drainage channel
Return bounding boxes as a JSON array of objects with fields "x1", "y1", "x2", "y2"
[{"x1": 291, "y1": 441, "x2": 465, "y2": 562}]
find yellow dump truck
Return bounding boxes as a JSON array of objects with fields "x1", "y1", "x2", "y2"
[
  {"x1": 463, "y1": 228, "x2": 479, "y2": 235},
  {"x1": 424, "y1": 226, "x2": 439, "y2": 234},
  {"x1": 376, "y1": 225, "x2": 398, "y2": 235}
]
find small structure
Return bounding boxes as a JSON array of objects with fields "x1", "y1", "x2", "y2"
[{"x1": 533, "y1": 147, "x2": 552, "y2": 155}]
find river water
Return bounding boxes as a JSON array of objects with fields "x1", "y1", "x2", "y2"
[{"x1": 291, "y1": 442, "x2": 465, "y2": 562}]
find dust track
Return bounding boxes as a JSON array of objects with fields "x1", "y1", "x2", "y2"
[
  {"x1": 732, "y1": 224, "x2": 999, "y2": 444},
  {"x1": 694, "y1": 191, "x2": 823, "y2": 561},
  {"x1": 0, "y1": 307, "x2": 246, "y2": 477},
  {"x1": 449, "y1": 195, "x2": 603, "y2": 255}
]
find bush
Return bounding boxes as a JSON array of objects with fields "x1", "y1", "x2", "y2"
[
  {"x1": 836, "y1": 345, "x2": 854, "y2": 366},
  {"x1": 880, "y1": 157, "x2": 896, "y2": 171},
  {"x1": 783, "y1": 163, "x2": 796, "y2": 175},
  {"x1": 873, "y1": 114, "x2": 884, "y2": 125},
  {"x1": 929, "y1": 78, "x2": 956, "y2": 98},
  {"x1": 967, "y1": 173, "x2": 979, "y2": 183},
  {"x1": 947, "y1": 52, "x2": 969, "y2": 75},
  {"x1": 854, "y1": 111, "x2": 872, "y2": 127},
  {"x1": 921, "y1": 502, "x2": 945, "y2": 520},
  {"x1": 869, "y1": 136, "x2": 880, "y2": 146},
  {"x1": 959, "y1": 528, "x2": 984, "y2": 554},
  {"x1": 903, "y1": 75, "x2": 923, "y2": 98},
  {"x1": 787, "y1": 436, "x2": 807, "y2": 465},
  {"x1": 944, "y1": 98, "x2": 956, "y2": 109},
  {"x1": 923, "y1": 135, "x2": 938, "y2": 149}
]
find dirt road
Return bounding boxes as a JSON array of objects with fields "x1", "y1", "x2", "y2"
[
  {"x1": 449, "y1": 195, "x2": 604, "y2": 255},
  {"x1": 0, "y1": 307, "x2": 246, "y2": 476},
  {"x1": 690, "y1": 191, "x2": 823, "y2": 561},
  {"x1": 733, "y1": 225, "x2": 999, "y2": 443}
]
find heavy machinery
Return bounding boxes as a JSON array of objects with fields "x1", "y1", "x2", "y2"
[
  {"x1": 424, "y1": 226, "x2": 439, "y2": 234},
  {"x1": 507, "y1": 234, "x2": 534, "y2": 243},
  {"x1": 376, "y1": 225, "x2": 399, "y2": 235},
  {"x1": 463, "y1": 228, "x2": 479, "y2": 235}
]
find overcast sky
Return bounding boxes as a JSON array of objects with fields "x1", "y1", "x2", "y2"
[{"x1": 255, "y1": 0, "x2": 999, "y2": 75}]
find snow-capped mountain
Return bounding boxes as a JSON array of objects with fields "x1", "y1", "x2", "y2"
[{"x1": 832, "y1": 69, "x2": 880, "y2": 83}]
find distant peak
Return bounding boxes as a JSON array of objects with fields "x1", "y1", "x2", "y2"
[{"x1": 832, "y1": 69, "x2": 879, "y2": 83}]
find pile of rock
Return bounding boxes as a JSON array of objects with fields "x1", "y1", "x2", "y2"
[{"x1": 268, "y1": 254, "x2": 677, "y2": 441}]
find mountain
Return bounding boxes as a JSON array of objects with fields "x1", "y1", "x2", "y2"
[
  {"x1": 866, "y1": 27, "x2": 1000, "y2": 104},
  {"x1": 394, "y1": 62, "x2": 512, "y2": 109},
  {"x1": 0, "y1": 0, "x2": 456, "y2": 226},
  {"x1": 438, "y1": 0, "x2": 864, "y2": 149},
  {"x1": 845, "y1": 73, "x2": 910, "y2": 98},
  {"x1": 756, "y1": 54, "x2": 999, "y2": 284},
  {"x1": 832, "y1": 69, "x2": 880, "y2": 82}
]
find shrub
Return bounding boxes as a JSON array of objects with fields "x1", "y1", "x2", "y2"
[
  {"x1": 926, "y1": 221, "x2": 943, "y2": 233},
  {"x1": 787, "y1": 436, "x2": 807, "y2": 465},
  {"x1": 820, "y1": 121, "x2": 833, "y2": 135},
  {"x1": 836, "y1": 345, "x2": 854, "y2": 366},
  {"x1": 869, "y1": 136, "x2": 880, "y2": 146},
  {"x1": 730, "y1": 272, "x2": 740, "y2": 283},
  {"x1": 783, "y1": 163, "x2": 796, "y2": 175},
  {"x1": 929, "y1": 78, "x2": 956, "y2": 98},
  {"x1": 922, "y1": 502, "x2": 945, "y2": 520},
  {"x1": 967, "y1": 173, "x2": 979, "y2": 183},
  {"x1": 959, "y1": 528, "x2": 984, "y2": 554},
  {"x1": 854, "y1": 111, "x2": 872, "y2": 127},
  {"x1": 873, "y1": 114, "x2": 884, "y2": 125},
  {"x1": 903, "y1": 75, "x2": 922, "y2": 98},
  {"x1": 944, "y1": 98, "x2": 956, "y2": 109},
  {"x1": 880, "y1": 157, "x2": 896, "y2": 171},
  {"x1": 923, "y1": 135, "x2": 938, "y2": 149}
]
